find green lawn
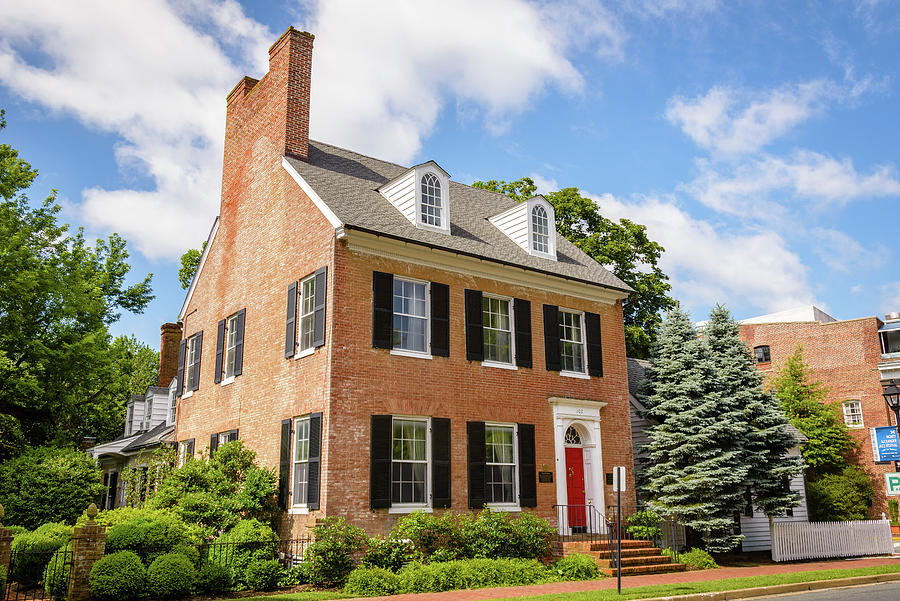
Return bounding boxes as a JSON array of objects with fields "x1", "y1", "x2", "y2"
[{"x1": 232, "y1": 563, "x2": 900, "y2": 601}]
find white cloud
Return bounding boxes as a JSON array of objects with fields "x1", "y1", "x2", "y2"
[
  {"x1": 588, "y1": 191, "x2": 816, "y2": 313},
  {"x1": 810, "y1": 227, "x2": 887, "y2": 274},
  {"x1": 530, "y1": 173, "x2": 559, "y2": 196}
]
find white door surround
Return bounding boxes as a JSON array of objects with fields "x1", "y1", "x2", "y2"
[{"x1": 549, "y1": 397, "x2": 607, "y2": 533}]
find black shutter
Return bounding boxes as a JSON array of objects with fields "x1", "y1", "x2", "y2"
[
  {"x1": 285, "y1": 282, "x2": 297, "y2": 358},
  {"x1": 107, "y1": 472, "x2": 118, "y2": 509},
  {"x1": 191, "y1": 331, "x2": 202, "y2": 391},
  {"x1": 308, "y1": 412, "x2": 322, "y2": 510},
  {"x1": 209, "y1": 433, "x2": 218, "y2": 458},
  {"x1": 233, "y1": 309, "x2": 245, "y2": 376},
  {"x1": 312, "y1": 267, "x2": 327, "y2": 348},
  {"x1": 514, "y1": 298, "x2": 532, "y2": 368},
  {"x1": 214, "y1": 319, "x2": 225, "y2": 384},
  {"x1": 370, "y1": 415, "x2": 392, "y2": 509},
  {"x1": 517, "y1": 423, "x2": 537, "y2": 507},
  {"x1": 432, "y1": 417, "x2": 451, "y2": 508},
  {"x1": 467, "y1": 421, "x2": 486, "y2": 509},
  {"x1": 431, "y1": 282, "x2": 450, "y2": 357},
  {"x1": 278, "y1": 419, "x2": 291, "y2": 509},
  {"x1": 464, "y1": 289, "x2": 484, "y2": 361},
  {"x1": 543, "y1": 305, "x2": 561, "y2": 371},
  {"x1": 585, "y1": 312, "x2": 603, "y2": 377},
  {"x1": 372, "y1": 272, "x2": 394, "y2": 349},
  {"x1": 176, "y1": 340, "x2": 186, "y2": 398}
]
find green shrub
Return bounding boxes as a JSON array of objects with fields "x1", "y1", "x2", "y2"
[
  {"x1": 245, "y1": 559, "x2": 285, "y2": 591},
  {"x1": 195, "y1": 562, "x2": 232, "y2": 594},
  {"x1": 625, "y1": 509, "x2": 663, "y2": 541},
  {"x1": 89, "y1": 551, "x2": 146, "y2": 601},
  {"x1": 551, "y1": 553, "x2": 599, "y2": 581},
  {"x1": 304, "y1": 516, "x2": 367, "y2": 587},
  {"x1": 9, "y1": 522, "x2": 72, "y2": 584},
  {"x1": 397, "y1": 558, "x2": 550, "y2": 593},
  {"x1": 0, "y1": 566, "x2": 7, "y2": 596},
  {"x1": 171, "y1": 543, "x2": 201, "y2": 567},
  {"x1": 361, "y1": 535, "x2": 412, "y2": 571},
  {"x1": 278, "y1": 563, "x2": 309, "y2": 587},
  {"x1": 208, "y1": 519, "x2": 278, "y2": 589},
  {"x1": 807, "y1": 466, "x2": 875, "y2": 521},
  {"x1": 6, "y1": 525, "x2": 28, "y2": 536},
  {"x1": 344, "y1": 566, "x2": 400, "y2": 596},
  {"x1": 889, "y1": 499, "x2": 899, "y2": 525},
  {"x1": 662, "y1": 547, "x2": 718, "y2": 569},
  {"x1": 146, "y1": 552, "x2": 195, "y2": 599},
  {"x1": 508, "y1": 511, "x2": 555, "y2": 559},
  {"x1": 105, "y1": 513, "x2": 198, "y2": 564},
  {"x1": 461, "y1": 508, "x2": 517, "y2": 558},
  {"x1": 76, "y1": 507, "x2": 205, "y2": 541},
  {"x1": 42, "y1": 542, "x2": 72, "y2": 600},
  {"x1": 394, "y1": 511, "x2": 464, "y2": 561},
  {"x1": 0, "y1": 446, "x2": 104, "y2": 530}
]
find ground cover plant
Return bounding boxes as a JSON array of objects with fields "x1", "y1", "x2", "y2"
[{"x1": 662, "y1": 547, "x2": 718, "y2": 569}]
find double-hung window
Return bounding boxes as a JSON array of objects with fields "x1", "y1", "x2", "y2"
[
  {"x1": 167, "y1": 385, "x2": 177, "y2": 426},
  {"x1": 531, "y1": 205, "x2": 550, "y2": 254},
  {"x1": 420, "y1": 174, "x2": 443, "y2": 228},
  {"x1": 299, "y1": 275, "x2": 316, "y2": 354},
  {"x1": 559, "y1": 310, "x2": 586, "y2": 374},
  {"x1": 224, "y1": 313, "x2": 239, "y2": 380},
  {"x1": 483, "y1": 295, "x2": 513, "y2": 365},
  {"x1": 185, "y1": 333, "x2": 201, "y2": 392},
  {"x1": 177, "y1": 439, "x2": 195, "y2": 467},
  {"x1": 485, "y1": 424, "x2": 517, "y2": 505},
  {"x1": 842, "y1": 400, "x2": 863, "y2": 427},
  {"x1": 393, "y1": 278, "x2": 429, "y2": 354},
  {"x1": 392, "y1": 418, "x2": 428, "y2": 506},
  {"x1": 219, "y1": 429, "x2": 238, "y2": 446},
  {"x1": 754, "y1": 345, "x2": 771, "y2": 363},
  {"x1": 293, "y1": 417, "x2": 310, "y2": 507}
]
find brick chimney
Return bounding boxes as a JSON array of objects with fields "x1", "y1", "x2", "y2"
[
  {"x1": 222, "y1": 27, "x2": 314, "y2": 210},
  {"x1": 159, "y1": 323, "x2": 183, "y2": 387}
]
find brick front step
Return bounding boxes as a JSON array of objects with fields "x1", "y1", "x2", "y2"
[
  {"x1": 593, "y1": 547, "x2": 663, "y2": 559},
  {"x1": 590, "y1": 540, "x2": 656, "y2": 551},
  {"x1": 600, "y1": 562, "x2": 687, "y2": 576},
  {"x1": 597, "y1": 554, "x2": 674, "y2": 568}
]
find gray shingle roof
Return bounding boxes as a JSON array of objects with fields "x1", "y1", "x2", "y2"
[
  {"x1": 626, "y1": 357, "x2": 650, "y2": 398},
  {"x1": 120, "y1": 422, "x2": 174, "y2": 453},
  {"x1": 286, "y1": 141, "x2": 631, "y2": 293}
]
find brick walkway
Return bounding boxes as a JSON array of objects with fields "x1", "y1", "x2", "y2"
[{"x1": 347, "y1": 556, "x2": 900, "y2": 601}]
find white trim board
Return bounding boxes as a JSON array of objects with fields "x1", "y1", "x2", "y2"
[
  {"x1": 282, "y1": 156, "x2": 343, "y2": 228},
  {"x1": 179, "y1": 217, "x2": 219, "y2": 321}
]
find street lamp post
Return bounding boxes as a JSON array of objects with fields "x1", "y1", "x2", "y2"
[{"x1": 882, "y1": 380, "x2": 900, "y2": 472}]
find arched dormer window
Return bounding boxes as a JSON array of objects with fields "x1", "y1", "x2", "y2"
[
  {"x1": 420, "y1": 173, "x2": 442, "y2": 227},
  {"x1": 532, "y1": 205, "x2": 550, "y2": 254}
]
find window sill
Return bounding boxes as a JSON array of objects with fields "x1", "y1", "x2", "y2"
[
  {"x1": 560, "y1": 370, "x2": 590, "y2": 380},
  {"x1": 288, "y1": 506, "x2": 309, "y2": 515},
  {"x1": 390, "y1": 349, "x2": 433, "y2": 360},
  {"x1": 220, "y1": 376, "x2": 235, "y2": 387},
  {"x1": 295, "y1": 347, "x2": 315, "y2": 360},
  {"x1": 482, "y1": 360, "x2": 517, "y2": 371},
  {"x1": 388, "y1": 505, "x2": 433, "y2": 514},
  {"x1": 486, "y1": 504, "x2": 522, "y2": 512},
  {"x1": 182, "y1": 390, "x2": 193, "y2": 399},
  {"x1": 846, "y1": 424, "x2": 865, "y2": 429}
]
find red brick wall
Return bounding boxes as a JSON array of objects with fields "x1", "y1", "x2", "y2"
[{"x1": 740, "y1": 317, "x2": 894, "y2": 516}]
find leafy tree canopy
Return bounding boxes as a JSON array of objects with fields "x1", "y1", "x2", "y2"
[
  {"x1": 472, "y1": 177, "x2": 674, "y2": 358},
  {"x1": 0, "y1": 110, "x2": 154, "y2": 457},
  {"x1": 178, "y1": 240, "x2": 206, "y2": 289}
]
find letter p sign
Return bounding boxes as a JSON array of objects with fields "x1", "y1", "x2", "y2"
[{"x1": 886, "y1": 473, "x2": 900, "y2": 496}]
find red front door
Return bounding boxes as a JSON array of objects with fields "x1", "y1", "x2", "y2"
[{"x1": 565, "y1": 447, "x2": 586, "y2": 527}]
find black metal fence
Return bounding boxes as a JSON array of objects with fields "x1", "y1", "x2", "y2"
[
  {"x1": 108, "y1": 535, "x2": 313, "y2": 570},
  {"x1": 5, "y1": 541, "x2": 73, "y2": 601}
]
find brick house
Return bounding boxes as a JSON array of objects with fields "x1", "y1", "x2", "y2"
[
  {"x1": 172, "y1": 27, "x2": 636, "y2": 537},
  {"x1": 739, "y1": 305, "x2": 900, "y2": 516}
]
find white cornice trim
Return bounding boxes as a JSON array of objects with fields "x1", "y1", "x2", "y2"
[
  {"x1": 282, "y1": 156, "x2": 343, "y2": 228},
  {"x1": 548, "y1": 397, "x2": 609, "y2": 409},
  {"x1": 342, "y1": 229, "x2": 628, "y2": 304},
  {"x1": 179, "y1": 217, "x2": 219, "y2": 321}
]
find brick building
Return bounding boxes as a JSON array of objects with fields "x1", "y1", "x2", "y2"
[
  {"x1": 172, "y1": 28, "x2": 636, "y2": 536},
  {"x1": 739, "y1": 306, "x2": 900, "y2": 516}
]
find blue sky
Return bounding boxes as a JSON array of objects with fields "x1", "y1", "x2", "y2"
[{"x1": 1, "y1": 1, "x2": 899, "y2": 351}]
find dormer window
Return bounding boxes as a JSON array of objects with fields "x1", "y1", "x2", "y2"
[
  {"x1": 420, "y1": 173, "x2": 442, "y2": 228},
  {"x1": 532, "y1": 205, "x2": 550, "y2": 254}
]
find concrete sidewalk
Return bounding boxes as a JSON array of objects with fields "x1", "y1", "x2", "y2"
[{"x1": 347, "y1": 556, "x2": 900, "y2": 601}]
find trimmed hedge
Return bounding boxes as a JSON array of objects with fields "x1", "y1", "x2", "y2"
[
  {"x1": 245, "y1": 559, "x2": 285, "y2": 591},
  {"x1": 9, "y1": 522, "x2": 72, "y2": 584},
  {"x1": 146, "y1": 552, "x2": 195, "y2": 599},
  {"x1": 344, "y1": 567, "x2": 400, "y2": 597},
  {"x1": 551, "y1": 553, "x2": 599, "y2": 581},
  {"x1": 195, "y1": 562, "x2": 232, "y2": 595},
  {"x1": 105, "y1": 514, "x2": 197, "y2": 564},
  {"x1": 361, "y1": 535, "x2": 412, "y2": 572},
  {"x1": 89, "y1": 551, "x2": 146, "y2": 601},
  {"x1": 396, "y1": 558, "x2": 551, "y2": 593}
]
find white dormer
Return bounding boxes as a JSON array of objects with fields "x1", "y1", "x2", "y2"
[
  {"x1": 378, "y1": 161, "x2": 451, "y2": 235},
  {"x1": 489, "y1": 195, "x2": 557, "y2": 260}
]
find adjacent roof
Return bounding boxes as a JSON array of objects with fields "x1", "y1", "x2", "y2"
[
  {"x1": 285, "y1": 141, "x2": 631, "y2": 294},
  {"x1": 626, "y1": 357, "x2": 650, "y2": 399},
  {"x1": 120, "y1": 422, "x2": 174, "y2": 453},
  {"x1": 741, "y1": 306, "x2": 836, "y2": 325}
]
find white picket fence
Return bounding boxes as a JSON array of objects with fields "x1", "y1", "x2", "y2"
[{"x1": 771, "y1": 519, "x2": 894, "y2": 562}]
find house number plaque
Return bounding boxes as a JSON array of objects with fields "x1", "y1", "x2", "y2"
[{"x1": 538, "y1": 471, "x2": 554, "y2": 483}]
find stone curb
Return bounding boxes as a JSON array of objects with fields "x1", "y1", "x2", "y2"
[{"x1": 633, "y1": 571, "x2": 900, "y2": 601}]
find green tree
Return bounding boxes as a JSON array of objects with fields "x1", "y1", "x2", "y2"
[
  {"x1": 704, "y1": 306, "x2": 803, "y2": 530},
  {"x1": 0, "y1": 111, "x2": 154, "y2": 456},
  {"x1": 0, "y1": 446, "x2": 104, "y2": 529},
  {"x1": 641, "y1": 307, "x2": 746, "y2": 552},
  {"x1": 472, "y1": 177, "x2": 674, "y2": 358},
  {"x1": 769, "y1": 348, "x2": 857, "y2": 476},
  {"x1": 178, "y1": 241, "x2": 206, "y2": 289},
  {"x1": 806, "y1": 466, "x2": 874, "y2": 521}
]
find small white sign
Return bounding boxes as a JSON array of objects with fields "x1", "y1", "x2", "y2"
[
  {"x1": 612, "y1": 466, "x2": 626, "y2": 492},
  {"x1": 886, "y1": 473, "x2": 900, "y2": 496}
]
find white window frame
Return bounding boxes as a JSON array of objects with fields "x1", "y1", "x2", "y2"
[
  {"x1": 221, "y1": 313, "x2": 239, "y2": 385},
  {"x1": 559, "y1": 309, "x2": 588, "y2": 378},
  {"x1": 842, "y1": 400, "x2": 864, "y2": 428},
  {"x1": 525, "y1": 198, "x2": 556, "y2": 260},
  {"x1": 125, "y1": 405, "x2": 134, "y2": 436},
  {"x1": 414, "y1": 167, "x2": 450, "y2": 235},
  {"x1": 297, "y1": 274, "x2": 316, "y2": 359},
  {"x1": 177, "y1": 440, "x2": 194, "y2": 467},
  {"x1": 388, "y1": 415, "x2": 432, "y2": 513},
  {"x1": 218, "y1": 429, "x2": 238, "y2": 446},
  {"x1": 142, "y1": 396, "x2": 152, "y2": 431},
  {"x1": 167, "y1": 381, "x2": 177, "y2": 426},
  {"x1": 291, "y1": 416, "x2": 311, "y2": 512},
  {"x1": 482, "y1": 293, "x2": 516, "y2": 370},
  {"x1": 531, "y1": 205, "x2": 550, "y2": 255},
  {"x1": 390, "y1": 276, "x2": 432, "y2": 359},
  {"x1": 754, "y1": 345, "x2": 771, "y2": 363},
  {"x1": 183, "y1": 333, "x2": 201, "y2": 398},
  {"x1": 485, "y1": 422, "x2": 520, "y2": 510},
  {"x1": 419, "y1": 173, "x2": 443, "y2": 229}
]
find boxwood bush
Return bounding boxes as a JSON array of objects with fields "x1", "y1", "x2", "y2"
[
  {"x1": 42, "y1": 542, "x2": 72, "y2": 600},
  {"x1": 397, "y1": 558, "x2": 551, "y2": 593},
  {"x1": 89, "y1": 551, "x2": 146, "y2": 601},
  {"x1": 195, "y1": 562, "x2": 232, "y2": 594},
  {"x1": 361, "y1": 535, "x2": 412, "y2": 571},
  {"x1": 344, "y1": 566, "x2": 400, "y2": 597},
  {"x1": 146, "y1": 552, "x2": 195, "y2": 599},
  {"x1": 551, "y1": 553, "x2": 599, "y2": 581},
  {"x1": 9, "y1": 522, "x2": 72, "y2": 584},
  {"x1": 245, "y1": 559, "x2": 285, "y2": 591},
  {"x1": 105, "y1": 513, "x2": 197, "y2": 564},
  {"x1": 207, "y1": 519, "x2": 278, "y2": 589}
]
